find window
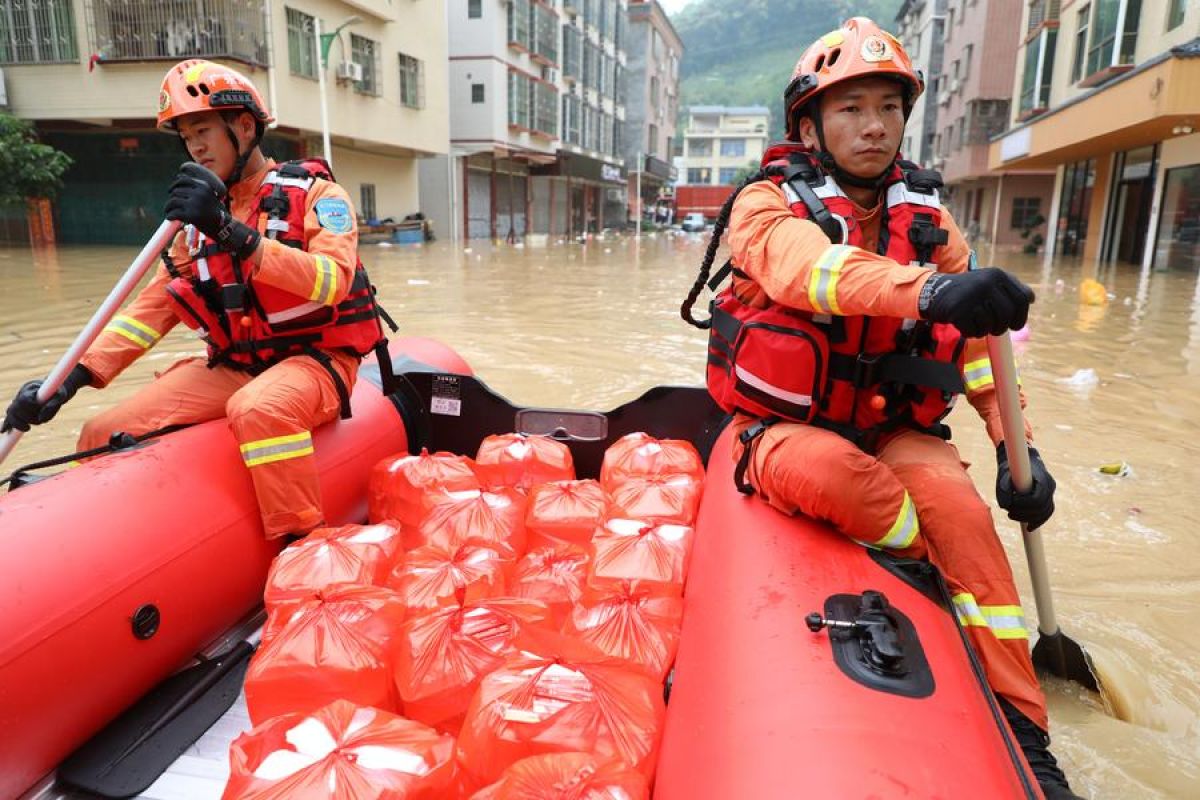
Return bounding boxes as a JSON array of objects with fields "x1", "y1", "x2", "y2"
[
  {"x1": 468, "y1": 0, "x2": 482, "y2": 18},
  {"x1": 687, "y1": 138, "x2": 712, "y2": 157},
  {"x1": 650, "y1": 76, "x2": 659, "y2": 108},
  {"x1": 284, "y1": 8, "x2": 318, "y2": 78},
  {"x1": 0, "y1": 0, "x2": 77, "y2": 64},
  {"x1": 508, "y1": 71, "x2": 531, "y2": 128},
  {"x1": 720, "y1": 139, "x2": 746, "y2": 158},
  {"x1": 563, "y1": 94, "x2": 581, "y2": 145},
  {"x1": 1020, "y1": 29, "x2": 1057, "y2": 115},
  {"x1": 360, "y1": 184, "x2": 377, "y2": 222},
  {"x1": 398, "y1": 53, "x2": 424, "y2": 108},
  {"x1": 471, "y1": 83, "x2": 485, "y2": 103},
  {"x1": 86, "y1": 0, "x2": 265, "y2": 64},
  {"x1": 1153, "y1": 165, "x2": 1200, "y2": 270},
  {"x1": 1011, "y1": 197, "x2": 1042, "y2": 229},
  {"x1": 1086, "y1": 0, "x2": 1140, "y2": 78},
  {"x1": 687, "y1": 168, "x2": 712, "y2": 184},
  {"x1": 351, "y1": 34, "x2": 381, "y2": 95},
  {"x1": 508, "y1": 0, "x2": 531, "y2": 50},
  {"x1": 719, "y1": 167, "x2": 739, "y2": 184},
  {"x1": 1166, "y1": 0, "x2": 1185, "y2": 30},
  {"x1": 1072, "y1": 5, "x2": 1090, "y2": 83},
  {"x1": 648, "y1": 124, "x2": 658, "y2": 156},
  {"x1": 963, "y1": 44, "x2": 973, "y2": 79},
  {"x1": 533, "y1": 80, "x2": 558, "y2": 137}
]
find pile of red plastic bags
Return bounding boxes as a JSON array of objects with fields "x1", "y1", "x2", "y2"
[{"x1": 222, "y1": 431, "x2": 704, "y2": 799}]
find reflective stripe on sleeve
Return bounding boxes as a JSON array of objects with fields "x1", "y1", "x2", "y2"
[
  {"x1": 239, "y1": 431, "x2": 314, "y2": 468},
  {"x1": 103, "y1": 315, "x2": 162, "y2": 349},
  {"x1": 964, "y1": 357, "x2": 994, "y2": 391},
  {"x1": 309, "y1": 254, "x2": 338, "y2": 306},
  {"x1": 953, "y1": 593, "x2": 1030, "y2": 640},
  {"x1": 808, "y1": 244, "x2": 852, "y2": 315}
]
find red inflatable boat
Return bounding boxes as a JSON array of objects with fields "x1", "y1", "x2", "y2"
[{"x1": 0, "y1": 338, "x2": 469, "y2": 799}]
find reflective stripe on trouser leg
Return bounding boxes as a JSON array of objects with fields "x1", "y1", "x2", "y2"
[
  {"x1": 732, "y1": 419, "x2": 926, "y2": 560},
  {"x1": 879, "y1": 428, "x2": 1048, "y2": 731},
  {"x1": 239, "y1": 432, "x2": 314, "y2": 467}
]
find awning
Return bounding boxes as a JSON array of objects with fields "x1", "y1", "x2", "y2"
[{"x1": 990, "y1": 40, "x2": 1200, "y2": 171}]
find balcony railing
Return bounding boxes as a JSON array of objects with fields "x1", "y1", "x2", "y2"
[{"x1": 87, "y1": 0, "x2": 268, "y2": 66}]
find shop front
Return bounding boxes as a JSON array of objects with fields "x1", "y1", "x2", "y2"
[{"x1": 531, "y1": 151, "x2": 626, "y2": 237}]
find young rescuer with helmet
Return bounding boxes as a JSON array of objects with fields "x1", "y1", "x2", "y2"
[
  {"x1": 2, "y1": 60, "x2": 389, "y2": 540},
  {"x1": 683, "y1": 18, "x2": 1081, "y2": 799}
]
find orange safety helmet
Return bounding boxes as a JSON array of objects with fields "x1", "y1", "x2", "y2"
[
  {"x1": 156, "y1": 59, "x2": 274, "y2": 131},
  {"x1": 783, "y1": 17, "x2": 924, "y2": 141}
]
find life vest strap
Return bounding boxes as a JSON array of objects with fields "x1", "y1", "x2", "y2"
[{"x1": 828, "y1": 351, "x2": 965, "y2": 394}]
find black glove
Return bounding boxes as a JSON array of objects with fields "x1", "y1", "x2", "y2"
[
  {"x1": 164, "y1": 162, "x2": 260, "y2": 260},
  {"x1": 918, "y1": 267, "x2": 1034, "y2": 338},
  {"x1": 2, "y1": 364, "x2": 93, "y2": 434},
  {"x1": 995, "y1": 441, "x2": 1056, "y2": 531}
]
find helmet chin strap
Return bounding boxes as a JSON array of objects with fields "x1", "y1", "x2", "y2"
[
  {"x1": 222, "y1": 121, "x2": 263, "y2": 188},
  {"x1": 810, "y1": 111, "x2": 896, "y2": 192}
]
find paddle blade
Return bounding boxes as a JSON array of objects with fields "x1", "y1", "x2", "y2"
[
  {"x1": 57, "y1": 645, "x2": 252, "y2": 798},
  {"x1": 1032, "y1": 629, "x2": 1100, "y2": 693}
]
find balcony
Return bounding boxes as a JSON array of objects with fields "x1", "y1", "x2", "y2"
[{"x1": 88, "y1": 0, "x2": 267, "y2": 67}]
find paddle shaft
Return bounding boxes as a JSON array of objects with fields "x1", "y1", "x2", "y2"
[
  {"x1": 0, "y1": 220, "x2": 181, "y2": 467},
  {"x1": 987, "y1": 332, "x2": 1060, "y2": 639}
]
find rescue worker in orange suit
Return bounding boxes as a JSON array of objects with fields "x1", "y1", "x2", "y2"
[
  {"x1": 684, "y1": 19, "x2": 1080, "y2": 800},
  {"x1": 2, "y1": 60, "x2": 386, "y2": 540}
]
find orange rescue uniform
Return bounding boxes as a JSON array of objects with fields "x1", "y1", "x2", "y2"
[
  {"x1": 727, "y1": 179, "x2": 1046, "y2": 730},
  {"x1": 78, "y1": 159, "x2": 360, "y2": 538}
]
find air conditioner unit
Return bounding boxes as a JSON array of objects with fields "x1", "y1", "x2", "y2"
[
  {"x1": 336, "y1": 61, "x2": 364, "y2": 82},
  {"x1": 950, "y1": 77, "x2": 961, "y2": 93}
]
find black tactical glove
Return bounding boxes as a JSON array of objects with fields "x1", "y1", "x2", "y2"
[
  {"x1": 2, "y1": 364, "x2": 93, "y2": 433},
  {"x1": 164, "y1": 162, "x2": 260, "y2": 260},
  {"x1": 995, "y1": 441, "x2": 1057, "y2": 531},
  {"x1": 918, "y1": 267, "x2": 1034, "y2": 338}
]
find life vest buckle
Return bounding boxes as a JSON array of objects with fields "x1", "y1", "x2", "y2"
[
  {"x1": 221, "y1": 283, "x2": 249, "y2": 312},
  {"x1": 853, "y1": 353, "x2": 884, "y2": 388}
]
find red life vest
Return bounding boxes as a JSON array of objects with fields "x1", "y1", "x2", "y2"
[
  {"x1": 704, "y1": 144, "x2": 966, "y2": 451},
  {"x1": 163, "y1": 159, "x2": 387, "y2": 378}
]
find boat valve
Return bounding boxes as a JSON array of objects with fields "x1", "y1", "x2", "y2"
[{"x1": 805, "y1": 613, "x2": 857, "y2": 632}]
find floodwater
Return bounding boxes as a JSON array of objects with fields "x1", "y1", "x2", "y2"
[{"x1": 1, "y1": 233, "x2": 1198, "y2": 799}]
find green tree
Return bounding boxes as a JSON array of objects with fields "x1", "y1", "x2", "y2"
[
  {"x1": 728, "y1": 160, "x2": 761, "y2": 185},
  {"x1": 0, "y1": 113, "x2": 73, "y2": 207}
]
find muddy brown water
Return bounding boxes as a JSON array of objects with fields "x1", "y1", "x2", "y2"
[{"x1": 1, "y1": 234, "x2": 1197, "y2": 798}]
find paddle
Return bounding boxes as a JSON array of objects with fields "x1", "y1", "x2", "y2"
[
  {"x1": 0, "y1": 218, "x2": 182, "y2": 467},
  {"x1": 987, "y1": 332, "x2": 1101, "y2": 692}
]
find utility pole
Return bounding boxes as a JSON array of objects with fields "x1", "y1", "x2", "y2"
[{"x1": 635, "y1": 150, "x2": 643, "y2": 239}]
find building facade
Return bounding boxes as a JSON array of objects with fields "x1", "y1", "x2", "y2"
[
  {"x1": 679, "y1": 106, "x2": 769, "y2": 187},
  {"x1": 991, "y1": 0, "x2": 1198, "y2": 272},
  {"x1": 932, "y1": 0, "x2": 1055, "y2": 249},
  {"x1": 0, "y1": 0, "x2": 447, "y2": 244},
  {"x1": 894, "y1": 0, "x2": 946, "y2": 166},
  {"x1": 422, "y1": 0, "x2": 628, "y2": 241},
  {"x1": 622, "y1": 0, "x2": 682, "y2": 224}
]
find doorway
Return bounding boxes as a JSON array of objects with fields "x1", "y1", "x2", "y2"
[{"x1": 1102, "y1": 145, "x2": 1158, "y2": 265}]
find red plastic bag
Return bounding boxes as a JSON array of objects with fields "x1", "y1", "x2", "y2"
[
  {"x1": 567, "y1": 581, "x2": 683, "y2": 681},
  {"x1": 416, "y1": 488, "x2": 527, "y2": 555},
  {"x1": 524, "y1": 480, "x2": 607, "y2": 550},
  {"x1": 368, "y1": 448, "x2": 480, "y2": 528},
  {"x1": 469, "y1": 752, "x2": 649, "y2": 800},
  {"x1": 589, "y1": 518, "x2": 694, "y2": 591},
  {"x1": 511, "y1": 544, "x2": 590, "y2": 630},
  {"x1": 600, "y1": 432, "x2": 704, "y2": 490},
  {"x1": 455, "y1": 636, "x2": 666, "y2": 792},
  {"x1": 387, "y1": 541, "x2": 514, "y2": 617},
  {"x1": 263, "y1": 583, "x2": 407, "y2": 650},
  {"x1": 264, "y1": 523, "x2": 401, "y2": 606},
  {"x1": 223, "y1": 699, "x2": 454, "y2": 800},
  {"x1": 245, "y1": 586, "x2": 405, "y2": 725},
  {"x1": 393, "y1": 598, "x2": 551, "y2": 734},
  {"x1": 475, "y1": 434, "x2": 575, "y2": 492},
  {"x1": 607, "y1": 473, "x2": 703, "y2": 526}
]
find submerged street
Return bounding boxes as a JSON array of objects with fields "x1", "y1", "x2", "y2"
[{"x1": 2, "y1": 233, "x2": 1198, "y2": 798}]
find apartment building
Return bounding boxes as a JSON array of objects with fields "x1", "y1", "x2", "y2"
[
  {"x1": 679, "y1": 106, "x2": 769, "y2": 187},
  {"x1": 0, "y1": 0, "x2": 447, "y2": 244},
  {"x1": 622, "y1": 0, "x2": 682, "y2": 222},
  {"x1": 991, "y1": 0, "x2": 1198, "y2": 271},
  {"x1": 894, "y1": 0, "x2": 946, "y2": 166},
  {"x1": 931, "y1": 0, "x2": 1055, "y2": 249},
  {"x1": 422, "y1": 0, "x2": 627, "y2": 241}
]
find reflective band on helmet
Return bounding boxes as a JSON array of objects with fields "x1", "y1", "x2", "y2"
[
  {"x1": 872, "y1": 490, "x2": 919, "y2": 549},
  {"x1": 733, "y1": 364, "x2": 813, "y2": 407},
  {"x1": 239, "y1": 431, "x2": 314, "y2": 467},
  {"x1": 104, "y1": 315, "x2": 162, "y2": 349},
  {"x1": 809, "y1": 244, "x2": 852, "y2": 315},
  {"x1": 964, "y1": 357, "x2": 994, "y2": 391},
  {"x1": 952, "y1": 593, "x2": 1030, "y2": 640},
  {"x1": 886, "y1": 181, "x2": 940, "y2": 209},
  {"x1": 309, "y1": 254, "x2": 338, "y2": 305}
]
